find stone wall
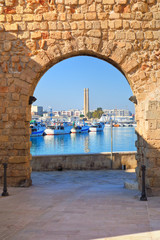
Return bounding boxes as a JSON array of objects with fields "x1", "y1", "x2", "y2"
[
  {"x1": 31, "y1": 152, "x2": 137, "y2": 171},
  {"x1": 0, "y1": 0, "x2": 160, "y2": 194}
]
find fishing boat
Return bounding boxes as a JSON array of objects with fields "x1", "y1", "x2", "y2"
[
  {"x1": 44, "y1": 122, "x2": 72, "y2": 135},
  {"x1": 30, "y1": 120, "x2": 46, "y2": 137},
  {"x1": 89, "y1": 123, "x2": 104, "y2": 132},
  {"x1": 81, "y1": 125, "x2": 89, "y2": 132},
  {"x1": 105, "y1": 122, "x2": 111, "y2": 128},
  {"x1": 71, "y1": 126, "x2": 82, "y2": 133},
  {"x1": 113, "y1": 123, "x2": 120, "y2": 127}
]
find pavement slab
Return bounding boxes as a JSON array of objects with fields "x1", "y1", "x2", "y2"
[{"x1": 0, "y1": 170, "x2": 160, "y2": 240}]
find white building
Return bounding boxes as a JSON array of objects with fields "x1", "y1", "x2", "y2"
[
  {"x1": 31, "y1": 105, "x2": 43, "y2": 116},
  {"x1": 103, "y1": 109, "x2": 132, "y2": 117}
]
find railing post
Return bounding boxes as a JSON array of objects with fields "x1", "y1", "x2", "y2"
[
  {"x1": 140, "y1": 165, "x2": 147, "y2": 201},
  {"x1": 2, "y1": 163, "x2": 9, "y2": 197}
]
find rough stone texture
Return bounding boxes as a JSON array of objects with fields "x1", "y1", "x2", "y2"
[
  {"x1": 0, "y1": 0, "x2": 159, "y2": 194},
  {"x1": 31, "y1": 152, "x2": 137, "y2": 171}
]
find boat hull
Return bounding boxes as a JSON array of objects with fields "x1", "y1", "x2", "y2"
[
  {"x1": 30, "y1": 130, "x2": 44, "y2": 137},
  {"x1": 71, "y1": 128, "x2": 81, "y2": 133},
  {"x1": 44, "y1": 126, "x2": 72, "y2": 135},
  {"x1": 89, "y1": 127, "x2": 104, "y2": 132},
  {"x1": 81, "y1": 126, "x2": 89, "y2": 132}
]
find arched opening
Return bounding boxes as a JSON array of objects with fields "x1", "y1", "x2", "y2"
[{"x1": 30, "y1": 55, "x2": 137, "y2": 172}]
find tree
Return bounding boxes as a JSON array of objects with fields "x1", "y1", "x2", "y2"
[
  {"x1": 87, "y1": 112, "x2": 93, "y2": 119},
  {"x1": 92, "y1": 108, "x2": 104, "y2": 119}
]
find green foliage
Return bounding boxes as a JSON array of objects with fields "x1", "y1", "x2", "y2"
[
  {"x1": 86, "y1": 112, "x2": 93, "y2": 119},
  {"x1": 87, "y1": 108, "x2": 103, "y2": 119},
  {"x1": 92, "y1": 108, "x2": 104, "y2": 119}
]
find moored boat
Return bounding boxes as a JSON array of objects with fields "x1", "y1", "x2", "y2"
[
  {"x1": 44, "y1": 122, "x2": 72, "y2": 135},
  {"x1": 113, "y1": 124, "x2": 120, "y2": 127},
  {"x1": 81, "y1": 125, "x2": 89, "y2": 132},
  {"x1": 105, "y1": 123, "x2": 111, "y2": 128},
  {"x1": 30, "y1": 120, "x2": 46, "y2": 137},
  {"x1": 89, "y1": 123, "x2": 104, "y2": 132},
  {"x1": 71, "y1": 126, "x2": 82, "y2": 133}
]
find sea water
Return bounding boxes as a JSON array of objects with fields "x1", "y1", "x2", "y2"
[{"x1": 31, "y1": 127, "x2": 137, "y2": 156}]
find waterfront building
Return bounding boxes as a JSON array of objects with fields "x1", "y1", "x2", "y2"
[
  {"x1": 100, "y1": 109, "x2": 133, "y2": 123},
  {"x1": 103, "y1": 109, "x2": 132, "y2": 117},
  {"x1": 31, "y1": 105, "x2": 43, "y2": 116}
]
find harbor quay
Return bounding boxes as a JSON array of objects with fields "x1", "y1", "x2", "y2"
[
  {"x1": 31, "y1": 152, "x2": 137, "y2": 171},
  {"x1": 1, "y1": 170, "x2": 160, "y2": 240}
]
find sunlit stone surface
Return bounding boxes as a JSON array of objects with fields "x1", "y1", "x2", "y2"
[{"x1": 0, "y1": 171, "x2": 160, "y2": 240}]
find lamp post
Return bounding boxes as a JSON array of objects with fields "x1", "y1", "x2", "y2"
[{"x1": 111, "y1": 119, "x2": 113, "y2": 169}]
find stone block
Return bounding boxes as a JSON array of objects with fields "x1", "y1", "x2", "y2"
[
  {"x1": 3, "y1": 41, "x2": 11, "y2": 51},
  {"x1": 116, "y1": 31, "x2": 126, "y2": 39},
  {"x1": 122, "y1": 59, "x2": 138, "y2": 73},
  {"x1": 136, "y1": 31, "x2": 144, "y2": 40},
  {"x1": 145, "y1": 111, "x2": 160, "y2": 120},
  {"x1": 85, "y1": 13, "x2": 97, "y2": 20},
  {"x1": 147, "y1": 130, "x2": 160, "y2": 140},
  {"x1": 97, "y1": 13, "x2": 108, "y2": 20},
  {"x1": 50, "y1": 31, "x2": 62, "y2": 39},
  {"x1": 13, "y1": 15, "x2": 21, "y2": 21},
  {"x1": 5, "y1": 0, "x2": 14, "y2": 6},
  {"x1": 72, "y1": 14, "x2": 83, "y2": 20},
  {"x1": 5, "y1": 23, "x2": 18, "y2": 31},
  {"x1": 126, "y1": 31, "x2": 135, "y2": 40},
  {"x1": 0, "y1": 86, "x2": 8, "y2": 93},
  {"x1": 23, "y1": 14, "x2": 33, "y2": 21},
  {"x1": 103, "y1": 0, "x2": 115, "y2": 4},
  {"x1": 8, "y1": 156, "x2": 28, "y2": 164},
  {"x1": 0, "y1": 135, "x2": 8, "y2": 141},
  {"x1": 116, "y1": 0, "x2": 127, "y2": 3},
  {"x1": 148, "y1": 101, "x2": 158, "y2": 111},
  {"x1": 43, "y1": 12, "x2": 57, "y2": 21},
  {"x1": 145, "y1": 31, "x2": 153, "y2": 39},
  {"x1": 146, "y1": 120, "x2": 157, "y2": 130},
  {"x1": 62, "y1": 31, "x2": 72, "y2": 40},
  {"x1": 14, "y1": 142, "x2": 29, "y2": 150},
  {"x1": 31, "y1": 32, "x2": 41, "y2": 39},
  {"x1": 48, "y1": 22, "x2": 57, "y2": 30},
  {"x1": 115, "y1": 19, "x2": 122, "y2": 29},
  {"x1": 79, "y1": 0, "x2": 85, "y2": 4},
  {"x1": 65, "y1": 0, "x2": 78, "y2": 4},
  {"x1": 87, "y1": 30, "x2": 101, "y2": 37},
  {"x1": 0, "y1": 14, "x2": 5, "y2": 22},
  {"x1": 109, "y1": 12, "x2": 120, "y2": 19},
  {"x1": 101, "y1": 20, "x2": 108, "y2": 29}
]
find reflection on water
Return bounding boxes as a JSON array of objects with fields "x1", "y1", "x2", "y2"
[{"x1": 31, "y1": 127, "x2": 137, "y2": 156}]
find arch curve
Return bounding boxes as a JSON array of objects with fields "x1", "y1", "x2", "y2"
[{"x1": 28, "y1": 48, "x2": 136, "y2": 97}]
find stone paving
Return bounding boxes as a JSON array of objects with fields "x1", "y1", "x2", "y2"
[{"x1": 0, "y1": 170, "x2": 160, "y2": 240}]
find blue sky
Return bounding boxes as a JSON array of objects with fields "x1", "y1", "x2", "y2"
[{"x1": 34, "y1": 56, "x2": 135, "y2": 113}]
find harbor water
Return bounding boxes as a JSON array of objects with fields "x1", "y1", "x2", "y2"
[{"x1": 31, "y1": 127, "x2": 137, "y2": 156}]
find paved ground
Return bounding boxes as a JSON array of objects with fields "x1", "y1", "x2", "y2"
[{"x1": 0, "y1": 170, "x2": 160, "y2": 240}]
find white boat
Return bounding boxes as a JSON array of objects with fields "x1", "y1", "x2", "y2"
[
  {"x1": 30, "y1": 121, "x2": 46, "y2": 137},
  {"x1": 89, "y1": 123, "x2": 104, "y2": 132},
  {"x1": 105, "y1": 123, "x2": 111, "y2": 128},
  {"x1": 123, "y1": 123, "x2": 133, "y2": 127},
  {"x1": 44, "y1": 122, "x2": 72, "y2": 135}
]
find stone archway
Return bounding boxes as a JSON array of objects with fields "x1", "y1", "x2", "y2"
[{"x1": 0, "y1": 0, "x2": 160, "y2": 195}]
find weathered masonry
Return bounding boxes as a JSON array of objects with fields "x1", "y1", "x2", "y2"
[{"x1": 0, "y1": 0, "x2": 160, "y2": 195}]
